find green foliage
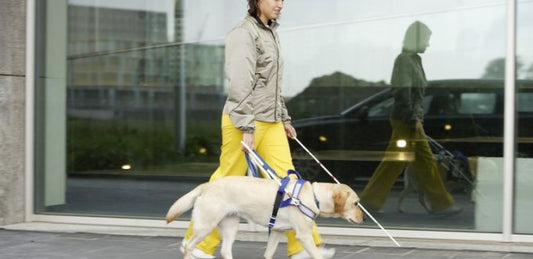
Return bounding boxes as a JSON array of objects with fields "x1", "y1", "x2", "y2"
[{"x1": 67, "y1": 118, "x2": 220, "y2": 173}]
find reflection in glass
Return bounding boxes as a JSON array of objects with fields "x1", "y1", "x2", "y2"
[
  {"x1": 514, "y1": 0, "x2": 533, "y2": 235},
  {"x1": 358, "y1": 20, "x2": 463, "y2": 218},
  {"x1": 34, "y1": 0, "x2": 517, "y2": 234}
]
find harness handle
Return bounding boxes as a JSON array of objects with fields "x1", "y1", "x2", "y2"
[
  {"x1": 244, "y1": 151, "x2": 282, "y2": 180},
  {"x1": 245, "y1": 153, "x2": 259, "y2": 178}
]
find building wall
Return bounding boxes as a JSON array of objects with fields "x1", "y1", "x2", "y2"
[{"x1": 0, "y1": 0, "x2": 26, "y2": 225}]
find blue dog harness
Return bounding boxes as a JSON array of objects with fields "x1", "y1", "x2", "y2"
[
  {"x1": 245, "y1": 152, "x2": 319, "y2": 234},
  {"x1": 268, "y1": 170, "x2": 319, "y2": 233}
]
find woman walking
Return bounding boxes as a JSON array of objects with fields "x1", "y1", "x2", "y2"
[{"x1": 181, "y1": 1, "x2": 335, "y2": 258}]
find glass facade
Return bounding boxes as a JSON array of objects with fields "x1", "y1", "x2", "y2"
[
  {"x1": 515, "y1": 0, "x2": 533, "y2": 235},
  {"x1": 33, "y1": 0, "x2": 533, "y2": 235}
]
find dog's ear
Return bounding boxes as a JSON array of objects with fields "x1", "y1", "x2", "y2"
[{"x1": 333, "y1": 190, "x2": 348, "y2": 213}]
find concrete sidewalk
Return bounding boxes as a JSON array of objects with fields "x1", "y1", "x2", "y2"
[{"x1": 1, "y1": 223, "x2": 533, "y2": 258}]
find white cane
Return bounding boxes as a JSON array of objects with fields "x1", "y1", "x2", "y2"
[{"x1": 292, "y1": 137, "x2": 401, "y2": 247}]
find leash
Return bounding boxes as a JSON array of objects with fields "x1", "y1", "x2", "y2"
[{"x1": 291, "y1": 137, "x2": 401, "y2": 247}]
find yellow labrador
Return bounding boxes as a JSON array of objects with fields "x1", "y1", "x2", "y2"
[{"x1": 166, "y1": 176, "x2": 364, "y2": 259}]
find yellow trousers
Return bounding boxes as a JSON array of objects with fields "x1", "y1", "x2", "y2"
[
  {"x1": 360, "y1": 119, "x2": 454, "y2": 211},
  {"x1": 185, "y1": 114, "x2": 322, "y2": 256}
]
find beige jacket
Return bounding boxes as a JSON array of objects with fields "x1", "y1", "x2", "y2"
[{"x1": 222, "y1": 15, "x2": 290, "y2": 132}]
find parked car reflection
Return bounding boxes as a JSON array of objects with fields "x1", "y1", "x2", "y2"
[{"x1": 291, "y1": 79, "x2": 533, "y2": 184}]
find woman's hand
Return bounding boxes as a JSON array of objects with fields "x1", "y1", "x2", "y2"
[
  {"x1": 284, "y1": 123, "x2": 297, "y2": 139},
  {"x1": 241, "y1": 132, "x2": 255, "y2": 152}
]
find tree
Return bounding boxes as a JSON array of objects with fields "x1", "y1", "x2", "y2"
[
  {"x1": 286, "y1": 71, "x2": 387, "y2": 118},
  {"x1": 526, "y1": 63, "x2": 533, "y2": 79},
  {"x1": 481, "y1": 57, "x2": 524, "y2": 79}
]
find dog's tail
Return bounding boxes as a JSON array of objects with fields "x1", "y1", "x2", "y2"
[{"x1": 165, "y1": 183, "x2": 207, "y2": 223}]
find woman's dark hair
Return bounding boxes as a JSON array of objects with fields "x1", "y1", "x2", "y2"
[{"x1": 247, "y1": 0, "x2": 259, "y2": 16}]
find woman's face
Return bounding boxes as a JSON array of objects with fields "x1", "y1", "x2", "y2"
[
  {"x1": 418, "y1": 33, "x2": 431, "y2": 53},
  {"x1": 258, "y1": 0, "x2": 284, "y2": 22}
]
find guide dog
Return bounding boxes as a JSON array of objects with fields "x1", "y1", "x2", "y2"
[{"x1": 166, "y1": 176, "x2": 364, "y2": 259}]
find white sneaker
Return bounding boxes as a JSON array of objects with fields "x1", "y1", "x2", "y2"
[
  {"x1": 180, "y1": 239, "x2": 216, "y2": 259},
  {"x1": 289, "y1": 246, "x2": 336, "y2": 259}
]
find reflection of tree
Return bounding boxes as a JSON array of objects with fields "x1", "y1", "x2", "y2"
[
  {"x1": 286, "y1": 71, "x2": 388, "y2": 119},
  {"x1": 481, "y1": 57, "x2": 525, "y2": 79},
  {"x1": 526, "y1": 64, "x2": 533, "y2": 79}
]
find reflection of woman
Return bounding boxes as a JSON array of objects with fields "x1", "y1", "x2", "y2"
[
  {"x1": 181, "y1": 1, "x2": 335, "y2": 258},
  {"x1": 359, "y1": 21, "x2": 462, "y2": 216}
]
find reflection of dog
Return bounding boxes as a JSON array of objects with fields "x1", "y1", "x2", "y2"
[
  {"x1": 166, "y1": 176, "x2": 364, "y2": 259},
  {"x1": 398, "y1": 156, "x2": 474, "y2": 213}
]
